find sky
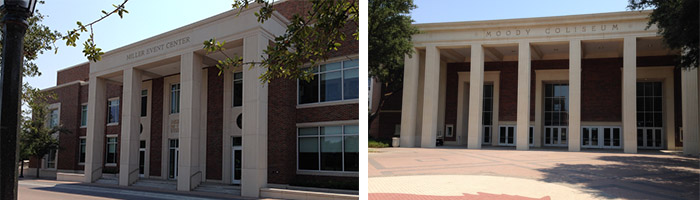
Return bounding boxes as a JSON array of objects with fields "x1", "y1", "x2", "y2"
[{"x1": 28, "y1": 0, "x2": 631, "y2": 90}]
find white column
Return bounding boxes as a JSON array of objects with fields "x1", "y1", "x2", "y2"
[
  {"x1": 568, "y1": 40, "x2": 582, "y2": 152},
  {"x1": 622, "y1": 37, "x2": 637, "y2": 153},
  {"x1": 85, "y1": 76, "x2": 106, "y2": 182},
  {"x1": 119, "y1": 68, "x2": 142, "y2": 186},
  {"x1": 516, "y1": 42, "x2": 531, "y2": 150},
  {"x1": 177, "y1": 52, "x2": 203, "y2": 191},
  {"x1": 682, "y1": 67, "x2": 699, "y2": 155},
  {"x1": 241, "y1": 34, "x2": 268, "y2": 197},
  {"x1": 400, "y1": 51, "x2": 419, "y2": 147},
  {"x1": 420, "y1": 45, "x2": 440, "y2": 148},
  {"x1": 467, "y1": 44, "x2": 484, "y2": 149},
  {"x1": 455, "y1": 73, "x2": 468, "y2": 145}
]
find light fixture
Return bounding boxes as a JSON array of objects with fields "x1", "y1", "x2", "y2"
[{"x1": 0, "y1": 0, "x2": 38, "y2": 17}]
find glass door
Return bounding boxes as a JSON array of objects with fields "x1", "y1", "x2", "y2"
[
  {"x1": 543, "y1": 83, "x2": 568, "y2": 147},
  {"x1": 139, "y1": 140, "x2": 146, "y2": 177},
  {"x1": 482, "y1": 85, "x2": 493, "y2": 145},
  {"x1": 232, "y1": 137, "x2": 242, "y2": 185},
  {"x1": 168, "y1": 139, "x2": 179, "y2": 180},
  {"x1": 498, "y1": 125, "x2": 515, "y2": 146},
  {"x1": 636, "y1": 82, "x2": 663, "y2": 149},
  {"x1": 582, "y1": 126, "x2": 621, "y2": 149}
]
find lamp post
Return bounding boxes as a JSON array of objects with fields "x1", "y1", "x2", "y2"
[{"x1": 0, "y1": 0, "x2": 37, "y2": 199}]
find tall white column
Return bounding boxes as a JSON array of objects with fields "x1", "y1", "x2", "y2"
[
  {"x1": 682, "y1": 67, "x2": 699, "y2": 155},
  {"x1": 467, "y1": 44, "x2": 484, "y2": 149},
  {"x1": 177, "y1": 52, "x2": 203, "y2": 191},
  {"x1": 516, "y1": 42, "x2": 531, "y2": 150},
  {"x1": 568, "y1": 40, "x2": 582, "y2": 152},
  {"x1": 622, "y1": 37, "x2": 637, "y2": 153},
  {"x1": 400, "y1": 51, "x2": 419, "y2": 147},
  {"x1": 85, "y1": 76, "x2": 107, "y2": 182},
  {"x1": 421, "y1": 45, "x2": 440, "y2": 148},
  {"x1": 119, "y1": 69, "x2": 142, "y2": 186},
  {"x1": 241, "y1": 34, "x2": 269, "y2": 197}
]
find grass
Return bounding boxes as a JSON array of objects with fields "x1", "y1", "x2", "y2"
[{"x1": 368, "y1": 138, "x2": 390, "y2": 148}]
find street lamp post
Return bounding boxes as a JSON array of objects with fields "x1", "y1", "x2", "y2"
[{"x1": 0, "y1": 0, "x2": 37, "y2": 199}]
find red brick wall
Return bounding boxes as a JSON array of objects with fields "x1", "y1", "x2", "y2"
[
  {"x1": 267, "y1": 77, "x2": 297, "y2": 184},
  {"x1": 206, "y1": 68, "x2": 224, "y2": 180},
  {"x1": 296, "y1": 104, "x2": 359, "y2": 123},
  {"x1": 44, "y1": 83, "x2": 81, "y2": 171},
  {"x1": 149, "y1": 77, "x2": 163, "y2": 176},
  {"x1": 56, "y1": 63, "x2": 89, "y2": 85}
]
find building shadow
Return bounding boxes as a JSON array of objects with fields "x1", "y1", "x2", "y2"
[{"x1": 537, "y1": 155, "x2": 699, "y2": 200}]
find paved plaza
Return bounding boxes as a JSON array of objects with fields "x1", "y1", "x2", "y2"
[{"x1": 369, "y1": 147, "x2": 700, "y2": 199}]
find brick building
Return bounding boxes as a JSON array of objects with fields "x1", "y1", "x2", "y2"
[
  {"x1": 372, "y1": 11, "x2": 700, "y2": 155},
  {"x1": 27, "y1": 1, "x2": 358, "y2": 198}
]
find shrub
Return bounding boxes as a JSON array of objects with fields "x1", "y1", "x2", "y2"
[{"x1": 368, "y1": 139, "x2": 390, "y2": 148}]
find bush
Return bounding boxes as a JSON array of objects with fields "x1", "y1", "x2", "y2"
[{"x1": 368, "y1": 139, "x2": 390, "y2": 148}]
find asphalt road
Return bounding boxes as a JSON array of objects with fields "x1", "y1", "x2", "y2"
[{"x1": 18, "y1": 179, "x2": 226, "y2": 200}]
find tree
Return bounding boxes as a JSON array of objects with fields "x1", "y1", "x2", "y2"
[
  {"x1": 20, "y1": 86, "x2": 69, "y2": 178},
  {"x1": 204, "y1": 0, "x2": 359, "y2": 83},
  {"x1": 628, "y1": 0, "x2": 699, "y2": 69},
  {"x1": 367, "y1": 0, "x2": 419, "y2": 129}
]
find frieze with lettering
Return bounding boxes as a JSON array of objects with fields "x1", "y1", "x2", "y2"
[
  {"x1": 484, "y1": 24, "x2": 620, "y2": 38},
  {"x1": 126, "y1": 36, "x2": 191, "y2": 61}
]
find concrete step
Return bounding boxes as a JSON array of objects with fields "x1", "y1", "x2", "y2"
[
  {"x1": 132, "y1": 179, "x2": 177, "y2": 190},
  {"x1": 95, "y1": 178, "x2": 118, "y2": 185},
  {"x1": 194, "y1": 183, "x2": 241, "y2": 196}
]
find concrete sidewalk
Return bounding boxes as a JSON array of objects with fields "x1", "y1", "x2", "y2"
[{"x1": 369, "y1": 147, "x2": 700, "y2": 199}]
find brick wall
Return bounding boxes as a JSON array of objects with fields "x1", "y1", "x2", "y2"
[
  {"x1": 149, "y1": 77, "x2": 163, "y2": 176},
  {"x1": 56, "y1": 63, "x2": 89, "y2": 85},
  {"x1": 206, "y1": 68, "x2": 224, "y2": 180},
  {"x1": 267, "y1": 77, "x2": 297, "y2": 184}
]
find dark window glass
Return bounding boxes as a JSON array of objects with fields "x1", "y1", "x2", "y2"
[
  {"x1": 343, "y1": 68, "x2": 358, "y2": 100},
  {"x1": 298, "y1": 137, "x2": 319, "y2": 170},
  {"x1": 299, "y1": 77, "x2": 319, "y2": 104},
  {"x1": 233, "y1": 72, "x2": 243, "y2": 107},
  {"x1": 141, "y1": 90, "x2": 147, "y2": 117},
  {"x1": 79, "y1": 139, "x2": 86, "y2": 163},
  {"x1": 500, "y1": 127, "x2": 506, "y2": 143},
  {"x1": 320, "y1": 71, "x2": 342, "y2": 101}
]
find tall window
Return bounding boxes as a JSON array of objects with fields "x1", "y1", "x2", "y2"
[
  {"x1": 107, "y1": 99, "x2": 119, "y2": 124},
  {"x1": 48, "y1": 109, "x2": 59, "y2": 128},
  {"x1": 233, "y1": 72, "x2": 243, "y2": 107},
  {"x1": 80, "y1": 105, "x2": 88, "y2": 127},
  {"x1": 46, "y1": 149, "x2": 57, "y2": 169},
  {"x1": 298, "y1": 124, "x2": 358, "y2": 172},
  {"x1": 171, "y1": 84, "x2": 180, "y2": 114},
  {"x1": 298, "y1": 59, "x2": 359, "y2": 104},
  {"x1": 482, "y1": 85, "x2": 493, "y2": 144},
  {"x1": 106, "y1": 137, "x2": 118, "y2": 164},
  {"x1": 79, "y1": 138, "x2": 86, "y2": 163},
  {"x1": 141, "y1": 90, "x2": 148, "y2": 117}
]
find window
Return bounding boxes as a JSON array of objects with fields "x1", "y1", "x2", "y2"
[
  {"x1": 170, "y1": 84, "x2": 180, "y2": 114},
  {"x1": 298, "y1": 59, "x2": 359, "y2": 104},
  {"x1": 107, "y1": 99, "x2": 119, "y2": 124},
  {"x1": 46, "y1": 149, "x2": 57, "y2": 169},
  {"x1": 233, "y1": 72, "x2": 243, "y2": 107},
  {"x1": 298, "y1": 124, "x2": 358, "y2": 172},
  {"x1": 80, "y1": 105, "x2": 88, "y2": 127},
  {"x1": 48, "y1": 109, "x2": 59, "y2": 128},
  {"x1": 482, "y1": 85, "x2": 493, "y2": 144},
  {"x1": 141, "y1": 90, "x2": 148, "y2": 117},
  {"x1": 106, "y1": 137, "x2": 118, "y2": 164},
  {"x1": 79, "y1": 138, "x2": 86, "y2": 163}
]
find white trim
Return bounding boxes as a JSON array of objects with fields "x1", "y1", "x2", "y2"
[
  {"x1": 296, "y1": 99, "x2": 359, "y2": 109},
  {"x1": 296, "y1": 120, "x2": 359, "y2": 128}
]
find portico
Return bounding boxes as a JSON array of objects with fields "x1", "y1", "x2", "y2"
[
  {"x1": 83, "y1": 4, "x2": 287, "y2": 197},
  {"x1": 400, "y1": 11, "x2": 700, "y2": 155}
]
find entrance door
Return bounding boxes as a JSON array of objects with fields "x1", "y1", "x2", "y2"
[
  {"x1": 498, "y1": 125, "x2": 515, "y2": 146},
  {"x1": 582, "y1": 127, "x2": 621, "y2": 148},
  {"x1": 168, "y1": 139, "x2": 179, "y2": 180},
  {"x1": 543, "y1": 83, "x2": 569, "y2": 147},
  {"x1": 482, "y1": 85, "x2": 494, "y2": 145},
  {"x1": 636, "y1": 82, "x2": 663, "y2": 149},
  {"x1": 231, "y1": 137, "x2": 242, "y2": 184},
  {"x1": 139, "y1": 140, "x2": 146, "y2": 177}
]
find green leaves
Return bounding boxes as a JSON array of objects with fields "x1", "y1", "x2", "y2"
[{"x1": 61, "y1": 0, "x2": 129, "y2": 62}]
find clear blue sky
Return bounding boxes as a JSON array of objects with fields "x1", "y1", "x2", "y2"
[
  {"x1": 411, "y1": 0, "x2": 630, "y2": 24},
  {"x1": 29, "y1": 0, "x2": 632, "y2": 90},
  {"x1": 29, "y1": 0, "x2": 233, "y2": 90}
]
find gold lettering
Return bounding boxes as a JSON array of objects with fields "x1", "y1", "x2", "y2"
[
  {"x1": 516, "y1": 30, "x2": 521, "y2": 35},
  {"x1": 612, "y1": 24, "x2": 619, "y2": 30},
  {"x1": 591, "y1": 25, "x2": 596, "y2": 31},
  {"x1": 486, "y1": 31, "x2": 491, "y2": 37},
  {"x1": 601, "y1": 25, "x2": 607, "y2": 31},
  {"x1": 525, "y1": 29, "x2": 531, "y2": 35}
]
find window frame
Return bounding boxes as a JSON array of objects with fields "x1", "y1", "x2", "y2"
[
  {"x1": 45, "y1": 149, "x2": 57, "y2": 169},
  {"x1": 170, "y1": 83, "x2": 181, "y2": 114},
  {"x1": 107, "y1": 98, "x2": 120, "y2": 126},
  {"x1": 105, "y1": 135, "x2": 118, "y2": 166},
  {"x1": 296, "y1": 122, "x2": 359, "y2": 175},
  {"x1": 48, "y1": 108, "x2": 59, "y2": 129},
  {"x1": 79, "y1": 137, "x2": 86, "y2": 165},
  {"x1": 297, "y1": 58, "x2": 359, "y2": 106},
  {"x1": 80, "y1": 104, "x2": 88, "y2": 128},
  {"x1": 141, "y1": 89, "x2": 148, "y2": 117},
  {"x1": 233, "y1": 72, "x2": 243, "y2": 107}
]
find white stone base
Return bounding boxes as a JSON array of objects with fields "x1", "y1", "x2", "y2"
[
  {"x1": 260, "y1": 188, "x2": 358, "y2": 200},
  {"x1": 57, "y1": 172, "x2": 85, "y2": 182}
]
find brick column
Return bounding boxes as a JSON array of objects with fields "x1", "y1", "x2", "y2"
[
  {"x1": 467, "y1": 44, "x2": 484, "y2": 149},
  {"x1": 119, "y1": 68, "x2": 142, "y2": 186}
]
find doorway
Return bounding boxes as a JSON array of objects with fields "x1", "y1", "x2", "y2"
[
  {"x1": 498, "y1": 125, "x2": 515, "y2": 146},
  {"x1": 543, "y1": 83, "x2": 569, "y2": 147},
  {"x1": 139, "y1": 140, "x2": 146, "y2": 177},
  {"x1": 636, "y1": 82, "x2": 664, "y2": 149},
  {"x1": 168, "y1": 139, "x2": 179, "y2": 180},
  {"x1": 232, "y1": 137, "x2": 242, "y2": 185}
]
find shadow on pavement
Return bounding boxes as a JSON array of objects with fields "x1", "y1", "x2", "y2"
[{"x1": 538, "y1": 155, "x2": 700, "y2": 200}]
